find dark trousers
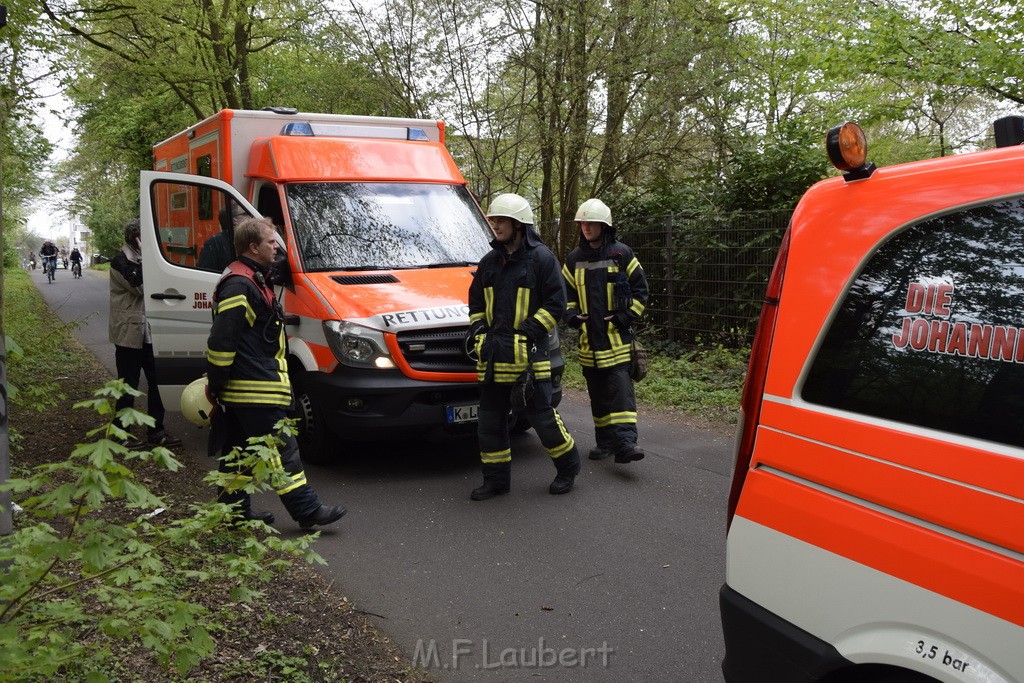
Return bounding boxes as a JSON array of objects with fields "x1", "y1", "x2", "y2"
[
  {"x1": 582, "y1": 363, "x2": 638, "y2": 452},
  {"x1": 477, "y1": 379, "x2": 578, "y2": 472},
  {"x1": 217, "y1": 405, "x2": 321, "y2": 521},
  {"x1": 114, "y1": 343, "x2": 165, "y2": 437}
]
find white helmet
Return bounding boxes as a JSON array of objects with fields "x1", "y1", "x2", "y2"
[
  {"x1": 486, "y1": 193, "x2": 534, "y2": 225},
  {"x1": 181, "y1": 377, "x2": 215, "y2": 427},
  {"x1": 574, "y1": 198, "x2": 612, "y2": 226}
]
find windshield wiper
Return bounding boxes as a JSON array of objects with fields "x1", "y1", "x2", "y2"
[
  {"x1": 426, "y1": 261, "x2": 476, "y2": 268},
  {"x1": 335, "y1": 265, "x2": 391, "y2": 271}
]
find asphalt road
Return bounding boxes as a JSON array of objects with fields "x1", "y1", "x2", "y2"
[{"x1": 34, "y1": 265, "x2": 733, "y2": 682}]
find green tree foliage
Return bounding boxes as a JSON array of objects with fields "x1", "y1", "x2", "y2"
[
  {"x1": 1, "y1": 1, "x2": 58, "y2": 266},
  {"x1": 817, "y1": 0, "x2": 1020, "y2": 162},
  {"x1": 2, "y1": 121, "x2": 51, "y2": 267},
  {"x1": 337, "y1": 0, "x2": 445, "y2": 118},
  {"x1": 36, "y1": 0, "x2": 1024, "y2": 263},
  {"x1": 249, "y1": 21, "x2": 406, "y2": 116},
  {"x1": 40, "y1": 0, "x2": 329, "y2": 116},
  {"x1": 844, "y1": 0, "x2": 1024, "y2": 107},
  {"x1": 1, "y1": 380, "x2": 323, "y2": 680},
  {"x1": 714, "y1": 122, "x2": 829, "y2": 212},
  {"x1": 41, "y1": 0, "x2": 404, "y2": 242},
  {"x1": 353, "y1": 0, "x2": 734, "y2": 257}
]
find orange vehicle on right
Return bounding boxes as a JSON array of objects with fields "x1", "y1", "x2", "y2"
[{"x1": 721, "y1": 118, "x2": 1024, "y2": 683}]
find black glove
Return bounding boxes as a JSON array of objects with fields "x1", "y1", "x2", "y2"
[
  {"x1": 204, "y1": 385, "x2": 223, "y2": 419},
  {"x1": 609, "y1": 312, "x2": 631, "y2": 330},
  {"x1": 467, "y1": 320, "x2": 488, "y2": 344},
  {"x1": 566, "y1": 314, "x2": 587, "y2": 329},
  {"x1": 510, "y1": 368, "x2": 534, "y2": 413},
  {"x1": 517, "y1": 318, "x2": 545, "y2": 342},
  {"x1": 613, "y1": 272, "x2": 632, "y2": 312}
]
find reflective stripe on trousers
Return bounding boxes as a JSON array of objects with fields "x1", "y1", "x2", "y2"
[
  {"x1": 477, "y1": 380, "x2": 576, "y2": 464},
  {"x1": 217, "y1": 405, "x2": 321, "y2": 521},
  {"x1": 582, "y1": 363, "x2": 638, "y2": 452}
]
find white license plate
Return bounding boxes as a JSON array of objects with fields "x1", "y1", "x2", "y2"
[{"x1": 446, "y1": 404, "x2": 478, "y2": 424}]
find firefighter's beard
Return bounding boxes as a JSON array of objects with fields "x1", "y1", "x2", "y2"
[{"x1": 498, "y1": 225, "x2": 521, "y2": 246}]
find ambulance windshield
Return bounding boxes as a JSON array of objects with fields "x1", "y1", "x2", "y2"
[{"x1": 287, "y1": 182, "x2": 494, "y2": 271}]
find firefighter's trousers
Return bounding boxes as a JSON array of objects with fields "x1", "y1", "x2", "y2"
[
  {"x1": 582, "y1": 363, "x2": 639, "y2": 453},
  {"x1": 216, "y1": 405, "x2": 322, "y2": 521},
  {"x1": 476, "y1": 379, "x2": 578, "y2": 480}
]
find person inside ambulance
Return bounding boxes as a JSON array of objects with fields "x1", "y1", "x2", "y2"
[
  {"x1": 562, "y1": 198, "x2": 649, "y2": 463},
  {"x1": 467, "y1": 193, "x2": 582, "y2": 500},
  {"x1": 197, "y1": 200, "x2": 244, "y2": 272}
]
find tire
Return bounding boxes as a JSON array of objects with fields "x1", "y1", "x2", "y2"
[{"x1": 290, "y1": 369, "x2": 336, "y2": 465}]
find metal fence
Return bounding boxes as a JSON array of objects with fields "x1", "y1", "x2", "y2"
[{"x1": 542, "y1": 210, "x2": 791, "y2": 349}]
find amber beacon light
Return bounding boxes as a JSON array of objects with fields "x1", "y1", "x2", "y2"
[{"x1": 826, "y1": 121, "x2": 875, "y2": 180}]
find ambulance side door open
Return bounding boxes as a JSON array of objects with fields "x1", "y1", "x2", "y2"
[{"x1": 139, "y1": 170, "x2": 261, "y2": 408}]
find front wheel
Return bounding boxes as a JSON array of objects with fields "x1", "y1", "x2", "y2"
[{"x1": 290, "y1": 369, "x2": 336, "y2": 465}]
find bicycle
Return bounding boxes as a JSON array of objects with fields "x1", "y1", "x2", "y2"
[
  {"x1": 43, "y1": 257, "x2": 56, "y2": 284},
  {"x1": 71, "y1": 261, "x2": 82, "y2": 279}
]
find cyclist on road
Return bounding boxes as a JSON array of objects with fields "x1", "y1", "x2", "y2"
[
  {"x1": 39, "y1": 240, "x2": 59, "y2": 278},
  {"x1": 70, "y1": 247, "x2": 83, "y2": 277}
]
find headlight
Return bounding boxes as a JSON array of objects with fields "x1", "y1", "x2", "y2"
[{"x1": 323, "y1": 320, "x2": 396, "y2": 369}]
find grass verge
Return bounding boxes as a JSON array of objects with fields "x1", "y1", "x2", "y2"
[{"x1": 559, "y1": 329, "x2": 746, "y2": 425}]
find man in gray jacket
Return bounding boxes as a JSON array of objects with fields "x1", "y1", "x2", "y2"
[{"x1": 109, "y1": 219, "x2": 181, "y2": 448}]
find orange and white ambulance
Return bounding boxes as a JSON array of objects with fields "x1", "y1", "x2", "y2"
[
  {"x1": 720, "y1": 118, "x2": 1024, "y2": 682},
  {"x1": 139, "y1": 108, "x2": 562, "y2": 462}
]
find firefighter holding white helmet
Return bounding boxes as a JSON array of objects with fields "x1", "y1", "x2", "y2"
[
  {"x1": 205, "y1": 217, "x2": 347, "y2": 528},
  {"x1": 466, "y1": 193, "x2": 581, "y2": 500},
  {"x1": 563, "y1": 198, "x2": 649, "y2": 463},
  {"x1": 181, "y1": 377, "x2": 215, "y2": 427}
]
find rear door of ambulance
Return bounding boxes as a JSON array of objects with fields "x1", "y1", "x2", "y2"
[
  {"x1": 139, "y1": 171, "x2": 260, "y2": 407},
  {"x1": 726, "y1": 149, "x2": 1024, "y2": 681}
]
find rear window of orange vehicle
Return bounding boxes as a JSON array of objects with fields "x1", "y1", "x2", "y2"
[{"x1": 802, "y1": 195, "x2": 1024, "y2": 447}]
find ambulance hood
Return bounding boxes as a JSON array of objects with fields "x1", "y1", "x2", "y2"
[{"x1": 301, "y1": 267, "x2": 476, "y2": 333}]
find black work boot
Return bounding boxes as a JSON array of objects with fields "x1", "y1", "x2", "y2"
[
  {"x1": 242, "y1": 509, "x2": 275, "y2": 525},
  {"x1": 299, "y1": 504, "x2": 348, "y2": 529},
  {"x1": 471, "y1": 463, "x2": 511, "y2": 501},
  {"x1": 614, "y1": 444, "x2": 645, "y2": 463},
  {"x1": 588, "y1": 447, "x2": 613, "y2": 460},
  {"x1": 549, "y1": 449, "x2": 581, "y2": 495}
]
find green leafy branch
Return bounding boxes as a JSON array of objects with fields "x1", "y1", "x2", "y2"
[{"x1": 0, "y1": 380, "x2": 324, "y2": 680}]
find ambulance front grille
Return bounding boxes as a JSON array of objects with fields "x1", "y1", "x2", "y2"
[{"x1": 397, "y1": 326, "x2": 475, "y2": 373}]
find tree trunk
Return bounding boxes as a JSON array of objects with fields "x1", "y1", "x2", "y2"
[
  {"x1": 599, "y1": 0, "x2": 630, "y2": 194},
  {"x1": 536, "y1": 2, "x2": 557, "y2": 235}
]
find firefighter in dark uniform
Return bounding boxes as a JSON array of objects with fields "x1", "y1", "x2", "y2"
[
  {"x1": 467, "y1": 193, "x2": 582, "y2": 500},
  {"x1": 563, "y1": 198, "x2": 649, "y2": 463},
  {"x1": 206, "y1": 216, "x2": 347, "y2": 528}
]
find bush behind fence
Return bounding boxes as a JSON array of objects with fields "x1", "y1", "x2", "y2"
[{"x1": 540, "y1": 210, "x2": 791, "y2": 349}]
